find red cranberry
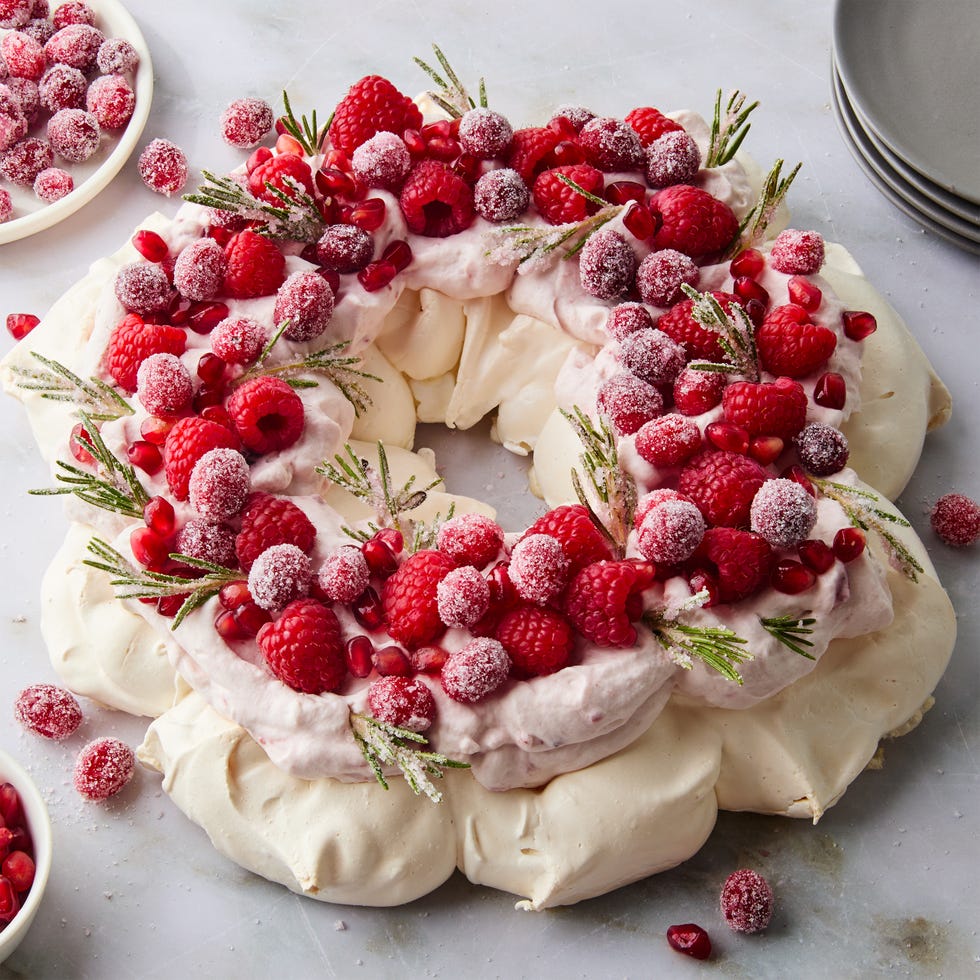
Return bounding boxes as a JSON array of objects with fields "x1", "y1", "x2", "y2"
[
  {"x1": 798, "y1": 538, "x2": 836, "y2": 574},
  {"x1": 771, "y1": 558, "x2": 816, "y2": 594},
  {"x1": 729, "y1": 247, "x2": 764, "y2": 279},
  {"x1": 813, "y1": 371, "x2": 846, "y2": 410},
  {"x1": 787, "y1": 275, "x2": 822, "y2": 311},
  {"x1": 842, "y1": 310, "x2": 877, "y2": 341},
  {"x1": 127, "y1": 440, "x2": 163, "y2": 475},
  {"x1": 833, "y1": 526, "x2": 866, "y2": 562},
  {"x1": 345, "y1": 635, "x2": 375, "y2": 678}
]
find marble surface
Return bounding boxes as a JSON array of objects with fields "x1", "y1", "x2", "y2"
[{"x1": 1, "y1": 1, "x2": 978, "y2": 976}]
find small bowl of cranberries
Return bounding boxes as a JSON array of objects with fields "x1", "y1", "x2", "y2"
[{"x1": 0, "y1": 748, "x2": 52, "y2": 964}]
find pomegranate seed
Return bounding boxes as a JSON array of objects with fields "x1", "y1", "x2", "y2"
[
  {"x1": 787, "y1": 275, "x2": 822, "y2": 311},
  {"x1": 199, "y1": 405, "x2": 231, "y2": 427},
  {"x1": 234, "y1": 601, "x2": 272, "y2": 636},
  {"x1": 187, "y1": 301, "x2": 229, "y2": 334},
  {"x1": 798, "y1": 538, "x2": 836, "y2": 574},
  {"x1": 209, "y1": 226, "x2": 233, "y2": 247},
  {"x1": 605, "y1": 180, "x2": 647, "y2": 205},
  {"x1": 771, "y1": 558, "x2": 816, "y2": 594},
  {"x1": 548, "y1": 115, "x2": 578, "y2": 139},
  {"x1": 192, "y1": 385, "x2": 225, "y2": 413},
  {"x1": 347, "y1": 197, "x2": 387, "y2": 232},
  {"x1": 317, "y1": 196, "x2": 342, "y2": 225},
  {"x1": 69, "y1": 422, "x2": 96, "y2": 465},
  {"x1": 421, "y1": 120, "x2": 452, "y2": 140},
  {"x1": 706, "y1": 421, "x2": 750, "y2": 454},
  {"x1": 127, "y1": 440, "x2": 163, "y2": 475},
  {"x1": 352, "y1": 587, "x2": 385, "y2": 630},
  {"x1": 275, "y1": 133, "x2": 304, "y2": 156},
  {"x1": 0, "y1": 851, "x2": 34, "y2": 893},
  {"x1": 316, "y1": 166, "x2": 355, "y2": 197},
  {"x1": 486, "y1": 562, "x2": 517, "y2": 607},
  {"x1": 381, "y1": 239, "x2": 412, "y2": 273},
  {"x1": 729, "y1": 248, "x2": 764, "y2": 279},
  {"x1": 143, "y1": 496, "x2": 176, "y2": 537},
  {"x1": 132, "y1": 229, "x2": 168, "y2": 262},
  {"x1": 780, "y1": 464, "x2": 816, "y2": 497},
  {"x1": 317, "y1": 268, "x2": 341, "y2": 293},
  {"x1": 842, "y1": 310, "x2": 877, "y2": 341},
  {"x1": 813, "y1": 371, "x2": 847, "y2": 410},
  {"x1": 452, "y1": 153, "x2": 481, "y2": 182},
  {"x1": 833, "y1": 526, "x2": 866, "y2": 561},
  {"x1": 362, "y1": 537, "x2": 398, "y2": 575},
  {"x1": 733, "y1": 275, "x2": 769, "y2": 307},
  {"x1": 358, "y1": 260, "x2": 397, "y2": 293},
  {"x1": 623, "y1": 201, "x2": 655, "y2": 241},
  {"x1": 196, "y1": 352, "x2": 226, "y2": 385},
  {"x1": 748, "y1": 435, "x2": 784, "y2": 465},
  {"x1": 0, "y1": 784, "x2": 23, "y2": 828},
  {"x1": 688, "y1": 569, "x2": 720, "y2": 607},
  {"x1": 246, "y1": 146, "x2": 273, "y2": 174},
  {"x1": 375, "y1": 528, "x2": 404, "y2": 555},
  {"x1": 411, "y1": 645, "x2": 449, "y2": 674},
  {"x1": 744, "y1": 298, "x2": 767, "y2": 327},
  {"x1": 425, "y1": 136, "x2": 460, "y2": 161},
  {"x1": 402, "y1": 129, "x2": 427, "y2": 156},
  {"x1": 214, "y1": 609, "x2": 249, "y2": 640},
  {"x1": 322, "y1": 148, "x2": 351, "y2": 171},
  {"x1": 131, "y1": 526, "x2": 170, "y2": 567},
  {"x1": 157, "y1": 593, "x2": 187, "y2": 618},
  {"x1": 6, "y1": 313, "x2": 40, "y2": 341},
  {"x1": 345, "y1": 635, "x2": 375, "y2": 678},
  {"x1": 372, "y1": 645, "x2": 414, "y2": 676},
  {"x1": 219, "y1": 581, "x2": 252, "y2": 610},
  {"x1": 0, "y1": 876, "x2": 20, "y2": 924},
  {"x1": 169, "y1": 304, "x2": 190, "y2": 326},
  {"x1": 666, "y1": 923, "x2": 712, "y2": 961},
  {"x1": 543, "y1": 139, "x2": 585, "y2": 168}
]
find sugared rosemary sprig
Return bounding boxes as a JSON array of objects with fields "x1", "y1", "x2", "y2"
[
  {"x1": 644, "y1": 605, "x2": 751, "y2": 684},
  {"x1": 84, "y1": 538, "x2": 241, "y2": 629},
  {"x1": 813, "y1": 479, "x2": 924, "y2": 582},
  {"x1": 680, "y1": 284, "x2": 760, "y2": 381},
  {"x1": 562, "y1": 406, "x2": 636, "y2": 558},
  {"x1": 278, "y1": 90, "x2": 329, "y2": 156},
  {"x1": 11, "y1": 352, "x2": 133, "y2": 421},
  {"x1": 414, "y1": 43, "x2": 487, "y2": 118},
  {"x1": 350, "y1": 712, "x2": 469, "y2": 803},
  {"x1": 760, "y1": 613, "x2": 816, "y2": 659},
  {"x1": 29, "y1": 412, "x2": 149, "y2": 518},
  {"x1": 706, "y1": 89, "x2": 759, "y2": 168},
  {"x1": 412, "y1": 502, "x2": 456, "y2": 553},
  {"x1": 184, "y1": 170, "x2": 325, "y2": 243},
  {"x1": 733, "y1": 158, "x2": 802, "y2": 254}
]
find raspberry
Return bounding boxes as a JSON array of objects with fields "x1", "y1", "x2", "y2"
[
  {"x1": 73, "y1": 737, "x2": 135, "y2": 801},
  {"x1": 605, "y1": 302, "x2": 653, "y2": 340},
  {"x1": 577, "y1": 229, "x2": 636, "y2": 300},
  {"x1": 505, "y1": 125, "x2": 564, "y2": 182},
  {"x1": 645, "y1": 130, "x2": 701, "y2": 188},
  {"x1": 624, "y1": 106, "x2": 683, "y2": 146},
  {"x1": 649, "y1": 185, "x2": 739, "y2": 260},
  {"x1": 382, "y1": 549, "x2": 456, "y2": 648},
  {"x1": 578, "y1": 116, "x2": 644, "y2": 171},
  {"x1": 678, "y1": 450, "x2": 769, "y2": 528},
  {"x1": 720, "y1": 869, "x2": 774, "y2": 933},
  {"x1": 436, "y1": 564, "x2": 490, "y2": 628},
  {"x1": 44, "y1": 23, "x2": 103, "y2": 72},
  {"x1": 930, "y1": 492, "x2": 980, "y2": 547},
  {"x1": 247, "y1": 152, "x2": 314, "y2": 203},
  {"x1": 317, "y1": 546, "x2": 370, "y2": 603},
  {"x1": 508, "y1": 533, "x2": 569, "y2": 604},
  {"x1": 756, "y1": 304, "x2": 837, "y2": 379},
  {"x1": 0, "y1": 135, "x2": 51, "y2": 185},
  {"x1": 496, "y1": 605, "x2": 575, "y2": 678},
  {"x1": 14, "y1": 682, "x2": 82, "y2": 739},
  {"x1": 472, "y1": 167, "x2": 528, "y2": 223},
  {"x1": 694, "y1": 527, "x2": 773, "y2": 602},
  {"x1": 104, "y1": 313, "x2": 185, "y2": 392},
  {"x1": 522, "y1": 504, "x2": 613, "y2": 573},
  {"x1": 274, "y1": 269, "x2": 335, "y2": 342},
  {"x1": 85, "y1": 73, "x2": 134, "y2": 129},
  {"x1": 248, "y1": 543, "x2": 312, "y2": 611},
  {"x1": 749, "y1": 478, "x2": 817, "y2": 548},
  {"x1": 135, "y1": 351, "x2": 192, "y2": 416},
  {"x1": 769, "y1": 229, "x2": 824, "y2": 275},
  {"x1": 564, "y1": 560, "x2": 655, "y2": 648},
  {"x1": 793, "y1": 422, "x2": 849, "y2": 476},
  {"x1": 33, "y1": 165, "x2": 71, "y2": 201},
  {"x1": 722, "y1": 377, "x2": 808, "y2": 439},
  {"x1": 596, "y1": 371, "x2": 663, "y2": 435},
  {"x1": 164, "y1": 416, "x2": 239, "y2": 501},
  {"x1": 327, "y1": 74, "x2": 422, "y2": 155},
  {"x1": 52, "y1": 1, "x2": 94, "y2": 28},
  {"x1": 210, "y1": 315, "x2": 264, "y2": 365},
  {"x1": 656, "y1": 292, "x2": 737, "y2": 362},
  {"x1": 532, "y1": 163, "x2": 603, "y2": 224},
  {"x1": 226, "y1": 375, "x2": 305, "y2": 455},
  {"x1": 367, "y1": 676, "x2": 437, "y2": 732},
  {"x1": 176, "y1": 518, "x2": 236, "y2": 567},
  {"x1": 435, "y1": 513, "x2": 504, "y2": 568},
  {"x1": 46, "y1": 106, "x2": 99, "y2": 162},
  {"x1": 619, "y1": 327, "x2": 686, "y2": 386},
  {"x1": 235, "y1": 492, "x2": 316, "y2": 572},
  {"x1": 220, "y1": 97, "x2": 273, "y2": 148},
  {"x1": 96, "y1": 36, "x2": 139, "y2": 75},
  {"x1": 441, "y1": 637, "x2": 511, "y2": 703},
  {"x1": 637, "y1": 497, "x2": 705, "y2": 564},
  {"x1": 636, "y1": 248, "x2": 699, "y2": 307},
  {"x1": 0, "y1": 0, "x2": 30, "y2": 29},
  {"x1": 315, "y1": 223, "x2": 374, "y2": 273},
  {"x1": 222, "y1": 230, "x2": 286, "y2": 299},
  {"x1": 188, "y1": 447, "x2": 250, "y2": 520},
  {"x1": 257, "y1": 599, "x2": 346, "y2": 694},
  {"x1": 1, "y1": 30, "x2": 43, "y2": 80},
  {"x1": 635, "y1": 413, "x2": 703, "y2": 467},
  {"x1": 399, "y1": 159, "x2": 475, "y2": 237},
  {"x1": 172, "y1": 237, "x2": 225, "y2": 302},
  {"x1": 351, "y1": 130, "x2": 410, "y2": 190},
  {"x1": 458, "y1": 107, "x2": 513, "y2": 159},
  {"x1": 138, "y1": 138, "x2": 188, "y2": 196}
]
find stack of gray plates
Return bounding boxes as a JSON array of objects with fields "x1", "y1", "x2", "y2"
[{"x1": 831, "y1": 0, "x2": 980, "y2": 254}]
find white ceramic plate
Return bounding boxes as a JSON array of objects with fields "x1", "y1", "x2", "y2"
[
  {"x1": 833, "y1": 0, "x2": 980, "y2": 206},
  {"x1": 0, "y1": 0, "x2": 153, "y2": 246}
]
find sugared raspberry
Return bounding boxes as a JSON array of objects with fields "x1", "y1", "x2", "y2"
[
  {"x1": 769, "y1": 229, "x2": 824, "y2": 275},
  {"x1": 44, "y1": 23, "x2": 103, "y2": 72},
  {"x1": 73, "y1": 737, "x2": 135, "y2": 801},
  {"x1": 274, "y1": 269, "x2": 334, "y2": 342},
  {"x1": 605, "y1": 302, "x2": 653, "y2": 340},
  {"x1": 351, "y1": 130, "x2": 410, "y2": 190},
  {"x1": 220, "y1": 97, "x2": 273, "y2": 148},
  {"x1": 578, "y1": 229, "x2": 636, "y2": 300},
  {"x1": 173, "y1": 237, "x2": 225, "y2": 302},
  {"x1": 317, "y1": 547, "x2": 370, "y2": 603},
  {"x1": 257, "y1": 599, "x2": 346, "y2": 694},
  {"x1": 625, "y1": 105, "x2": 683, "y2": 146},
  {"x1": 367, "y1": 676, "x2": 437, "y2": 732},
  {"x1": 679, "y1": 450, "x2": 769, "y2": 528},
  {"x1": 457, "y1": 107, "x2": 513, "y2": 159},
  {"x1": 135, "y1": 351, "x2": 192, "y2": 416},
  {"x1": 596, "y1": 371, "x2": 664, "y2": 435},
  {"x1": 222, "y1": 229, "x2": 286, "y2": 299},
  {"x1": 508, "y1": 533, "x2": 568, "y2": 604},
  {"x1": 693, "y1": 527, "x2": 773, "y2": 602},
  {"x1": 930, "y1": 492, "x2": 980, "y2": 547},
  {"x1": 399, "y1": 159, "x2": 475, "y2": 237},
  {"x1": 0, "y1": 135, "x2": 51, "y2": 185},
  {"x1": 0, "y1": 0, "x2": 31, "y2": 30},
  {"x1": 578, "y1": 116, "x2": 643, "y2": 171},
  {"x1": 164, "y1": 415, "x2": 239, "y2": 501},
  {"x1": 138, "y1": 138, "x2": 188, "y2": 196},
  {"x1": 637, "y1": 497, "x2": 705, "y2": 564},
  {"x1": 550, "y1": 104, "x2": 594, "y2": 131},
  {"x1": 636, "y1": 249, "x2": 700, "y2": 307},
  {"x1": 113, "y1": 261, "x2": 174, "y2": 315},
  {"x1": 720, "y1": 869, "x2": 774, "y2": 933},
  {"x1": 52, "y1": 1, "x2": 94, "y2": 28},
  {"x1": 382, "y1": 549, "x2": 456, "y2": 647},
  {"x1": 436, "y1": 513, "x2": 504, "y2": 568},
  {"x1": 437, "y1": 564, "x2": 490, "y2": 628},
  {"x1": 793, "y1": 422, "x2": 849, "y2": 476},
  {"x1": 315, "y1": 223, "x2": 374, "y2": 273},
  {"x1": 473, "y1": 167, "x2": 529, "y2": 222},
  {"x1": 46, "y1": 106, "x2": 99, "y2": 162},
  {"x1": 650, "y1": 184, "x2": 739, "y2": 260},
  {"x1": 619, "y1": 327, "x2": 686, "y2": 387},
  {"x1": 85, "y1": 73, "x2": 134, "y2": 129},
  {"x1": 1, "y1": 30, "x2": 43, "y2": 80},
  {"x1": 722, "y1": 376, "x2": 808, "y2": 440},
  {"x1": 564, "y1": 559, "x2": 654, "y2": 647},
  {"x1": 327, "y1": 74, "x2": 422, "y2": 155},
  {"x1": 496, "y1": 605, "x2": 574, "y2": 678},
  {"x1": 532, "y1": 163, "x2": 603, "y2": 225},
  {"x1": 188, "y1": 447, "x2": 250, "y2": 520},
  {"x1": 96, "y1": 36, "x2": 139, "y2": 75},
  {"x1": 14, "y1": 682, "x2": 82, "y2": 739},
  {"x1": 210, "y1": 315, "x2": 264, "y2": 365},
  {"x1": 441, "y1": 637, "x2": 511, "y2": 703},
  {"x1": 645, "y1": 130, "x2": 701, "y2": 188},
  {"x1": 226, "y1": 375, "x2": 305, "y2": 455},
  {"x1": 104, "y1": 312, "x2": 185, "y2": 391},
  {"x1": 248, "y1": 543, "x2": 312, "y2": 611},
  {"x1": 749, "y1": 478, "x2": 817, "y2": 548},
  {"x1": 38, "y1": 62, "x2": 85, "y2": 112},
  {"x1": 635, "y1": 413, "x2": 703, "y2": 467},
  {"x1": 756, "y1": 304, "x2": 837, "y2": 379}
]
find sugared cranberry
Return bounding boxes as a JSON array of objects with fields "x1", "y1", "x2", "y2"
[
  {"x1": 930, "y1": 492, "x2": 980, "y2": 547},
  {"x1": 813, "y1": 371, "x2": 846, "y2": 410},
  {"x1": 14, "y1": 682, "x2": 82, "y2": 740},
  {"x1": 73, "y1": 737, "x2": 135, "y2": 801},
  {"x1": 833, "y1": 526, "x2": 866, "y2": 562},
  {"x1": 720, "y1": 869, "x2": 774, "y2": 933},
  {"x1": 842, "y1": 309, "x2": 877, "y2": 341}
]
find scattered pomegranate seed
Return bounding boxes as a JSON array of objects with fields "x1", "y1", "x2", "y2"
[
  {"x1": 275, "y1": 132, "x2": 304, "y2": 156},
  {"x1": 813, "y1": 371, "x2": 846, "y2": 410},
  {"x1": 140, "y1": 416, "x2": 173, "y2": 445},
  {"x1": 156, "y1": 593, "x2": 187, "y2": 618},
  {"x1": 0, "y1": 876, "x2": 20, "y2": 925},
  {"x1": 214, "y1": 608, "x2": 248, "y2": 641},
  {"x1": 218, "y1": 581, "x2": 251, "y2": 610},
  {"x1": 142, "y1": 495, "x2": 175, "y2": 537},
  {"x1": 357, "y1": 259, "x2": 397, "y2": 293},
  {"x1": 771, "y1": 558, "x2": 816, "y2": 594},
  {"x1": 744, "y1": 298, "x2": 767, "y2": 327},
  {"x1": 233, "y1": 601, "x2": 271, "y2": 636},
  {"x1": 748, "y1": 435, "x2": 784, "y2": 465},
  {"x1": 787, "y1": 275, "x2": 822, "y2": 311},
  {"x1": 6, "y1": 312, "x2": 39, "y2": 340},
  {"x1": 411, "y1": 645, "x2": 449, "y2": 674},
  {"x1": 187, "y1": 301, "x2": 229, "y2": 335},
  {"x1": 130, "y1": 526, "x2": 169, "y2": 567},
  {"x1": 842, "y1": 309, "x2": 877, "y2": 341},
  {"x1": 372, "y1": 645, "x2": 413, "y2": 677},
  {"x1": 720, "y1": 868, "x2": 774, "y2": 933},
  {"x1": 362, "y1": 536, "x2": 398, "y2": 575},
  {"x1": 196, "y1": 351, "x2": 226, "y2": 385},
  {"x1": 733, "y1": 275, "x2": 769, "y2": 307},
  {"x1": 345, "y1": 635, "x2": 375, "y2": 678},
  {"x1": 622, "y1": 200, "x2": 655, "y2": 240},
  {"x1": 780, "y1": 463, "x2": 816, "y2": 497},
  {"x1": 729, "y1": 247, "x2": 764, "y2": 278},
  {"x1": 705, "y1": 420, "x2": 750, "y2": 454},
  {"x1": 346, "y1": 197, "x2": 387, "y2": 231},
  {"x1": 666, "y1": 923, "x2": 712, "y2": 960},
  {"x1": 381, "y1": 239, "x2": 412, "y2": 273},
  {"x1": 131, "y1": 229, "x2": 168, "y2": 262},
  {"x1": 352, "y1": 586, "x2": 384, "y2": 630},
  {"x1": 930, "y1": 492, "x2": 980, "y2": 547},
  {"x1": 605, "y1": 180, "x2": 646, "y2": 205},
  {"x1": 375, "y1": 527, "x2": 404, "y2": 555},
  {"x1": 68, "y1": 420, "x2": 95, "y2": 464},
  {"x1": 798, "y1": 538, "x2": 836, "y2": 574},
  {"x1": 127, "y1": 439, "x2": 163, "y2": 475},
  {"x1": 833, "y1": 526, "x2": 866, "y2": 562}
]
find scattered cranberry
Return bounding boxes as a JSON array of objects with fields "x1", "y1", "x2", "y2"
[
  {"x1": 138, "y1": 138, "x2": 188, "y2": 196},
  {"x1": 14, "y1": 682, "x2": 82, "y2": 739},
  {"x1": 220, "y1": 97, "x2": 273, "y2": 148},
  {"x1": 666, "y1": 923, "x2": 712, "y2": 960},
  {"x1": 930, "y1": 492, "x2": 980, "y2": 547},
  {"x1": 73, "y1": 736, "x2": 135, "y2": 801},
  {"x1": 720, "y1": 868, "x2": 774, "y2": 933}
]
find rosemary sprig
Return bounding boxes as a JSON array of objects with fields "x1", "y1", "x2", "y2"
[
  {"x1": 413, "y1": 43, "x2": 486, "y2": 118},
  {"x1": 412, "y1": 502, "x2": 456, "y2": 553},
  {"x1": 278, "y1": 90, "x2": 328, "y2": 156},
  {"x1": 561, "y1": 406, "x2": 636, "y2": 558},
  {"x1": 644, "y1": 608, "x2": 751, "y2": 684},
  {"x1": 813, "y1": 479, "x2": 924, "y2": 582},
  {"x1": 29, "y1": 412, "x2": 150, "y2": 518},
  {"x1": 680, "y1": 284, "x2": 760, "y2": 381},
  {"x1": 706, "y1": 89, "x2": 759, "y2": 168},
  {"x1": 11, "y1": 352, "x2": 133, "y2": 421},
  {"x1": 184, "y1": 170, "x2": 325, "y2": 243},
  {"x1": 83, "y1": 538, "x2": 241, "y2": 629},
  {"x1": 733, "y1": 158, "x2": 802, "y2": 254},
  {"x1": 760, "y1": 613, "x2": 816, "y2": 659},
  {"x1": 350, "y1": 712, "x2": 470, "y2": 803}
]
